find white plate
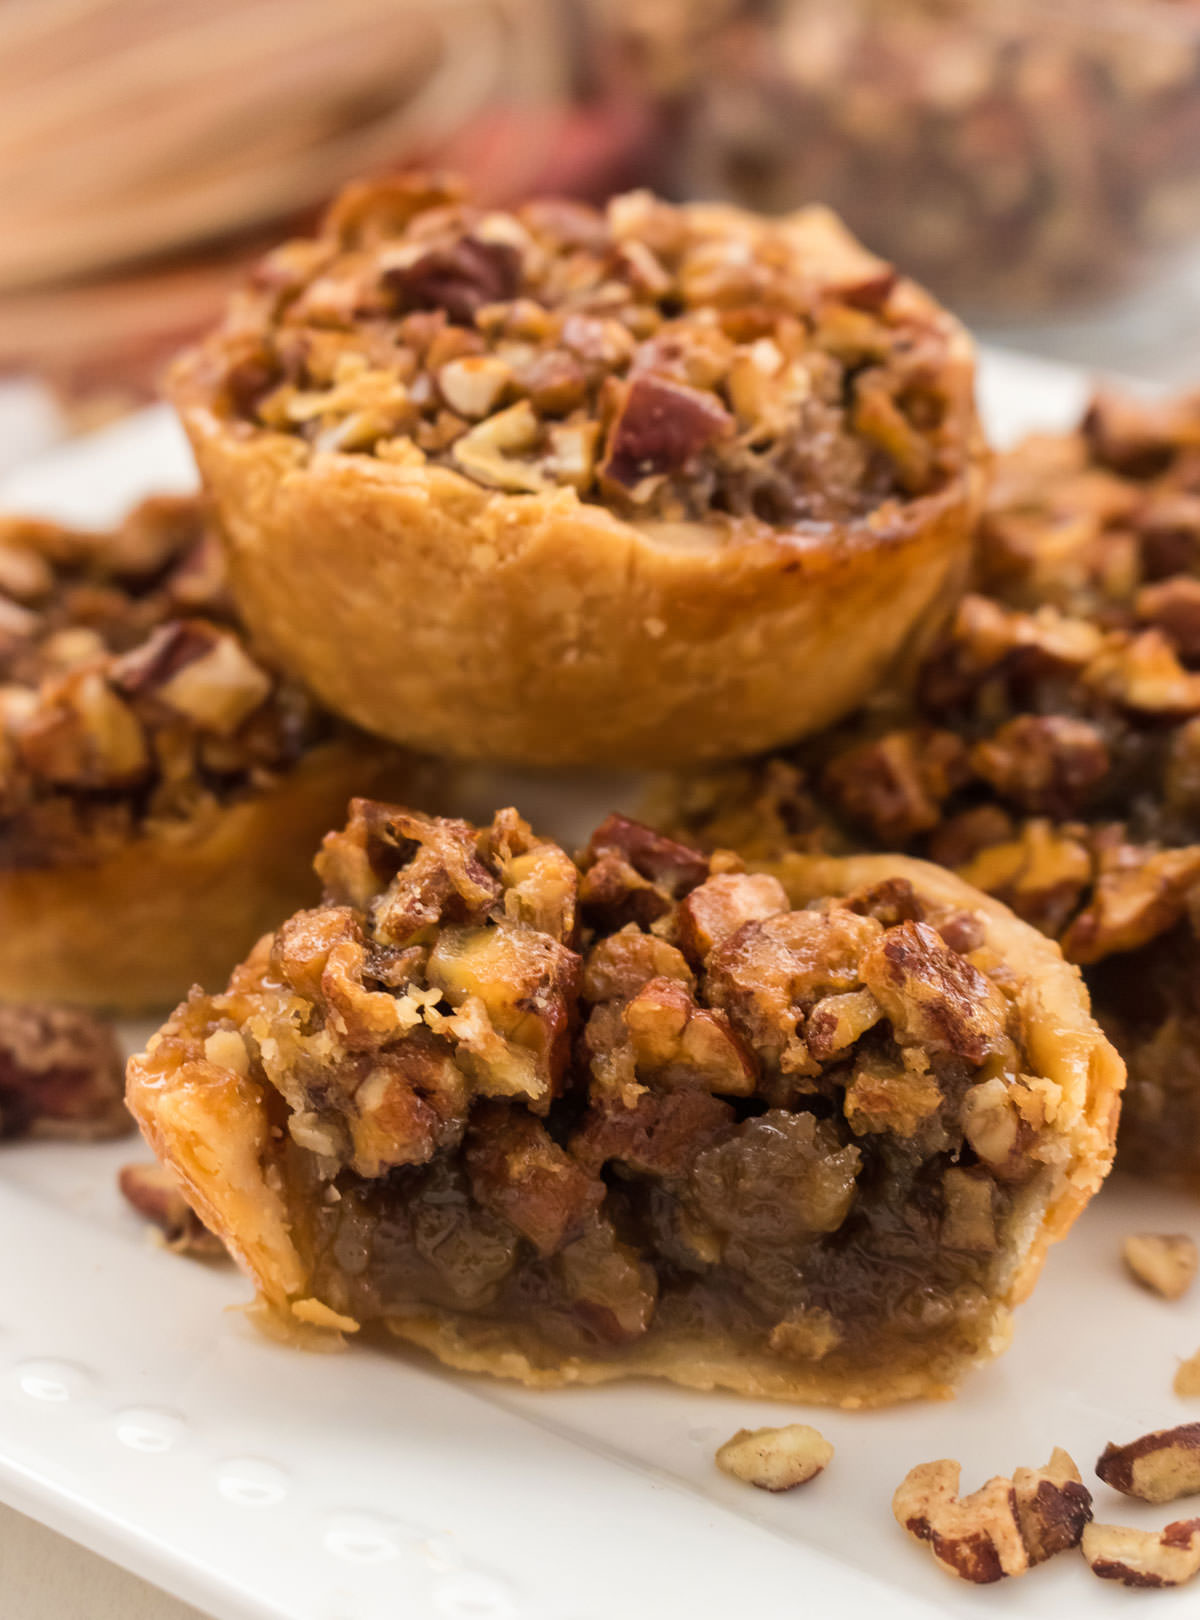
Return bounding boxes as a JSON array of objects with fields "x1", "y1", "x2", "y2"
[{"x1": 1, "y1": 351, "x2": 1198, "y2": 1620}]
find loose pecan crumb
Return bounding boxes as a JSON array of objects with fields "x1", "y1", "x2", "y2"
[
  {"x1": 0, "y1": 1004, "x2": 129, "y2": 1141},
  {"x1": 1082, "y1": 1519, "x2": 1200, "y2": 1588},
  {"x1": 715, "y1": 1424, "x2": 833, "y2": 1491},
  {"x1": 893, "y1": 1451, "x2": 1091, "y2": 1582},
  {"x1": 1177, "y1": 1351, "x2": 1200, "y2": 1399},
  {"x1": 1123, "y1": 1234, "x2": 1198, "y2": 1301},
  {"x1": 118, "y1": 1163, "x2": 224, "y2": 1257},
  {"x1": 1096, "y1": 1424, "x2": 1200, "y2": 1505}
]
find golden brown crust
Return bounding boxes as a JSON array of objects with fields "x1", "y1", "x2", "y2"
[
  {"x1": 171, "y1": 186, "x2": 985, "y2": 767},
  {"x1": 2, "y1": 739, "x2": 420, "y2": 1012}
]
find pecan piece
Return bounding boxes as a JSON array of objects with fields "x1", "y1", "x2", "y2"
[
  {"x1": 118, "y1": 1163, "x2": 224, "y2": 1257},
  {"x1": 1137, "y1": 576, "x2": 1200, "y2": 661},
  {"x1": 465, "y1": 1102, "x2": 604, "y2": 1257},
  {"x1": 1123, "y1": 1233, "x2": 1198, "y2": 1301},
  {"x1": 822, "y1": 728, "x2": 967, "y2": 844},
  {"x1": 715, "y1": 1425, "x2": 833, "y2": 1492},
  {"x1": 570, "y1": 1087, "x2": 733, "y2": 1178},
  {"x1": 579, "y1": 815, "x2": 710, "y2": 930},
  {"x1": 1097, "y1": 1425, "x2": 1200, "y2": 1505},
  {"x1": 1062, "y1": 845, "x2": 1200, "y2": 965},
  {"x1": 112, "y1": 620, "x2": 271, "y2": 735},
  {"x1": 582, "y1": 927, "x2": 694, "y2": 1005},
  {"x1": 368, "y1": 810, "x2": 503, "y2": 946},
  {"x1": 675, "y1": 872, "x2": 788, "y2": 964},
  {"x1": 969, "y1": 715, "x2": 1110, "y2": 817},
  {"x1": 599, "y1": 373, "x2": 733, "y2": 497},
  {"x1": 382, "y1": 235, "x2": 521, "y2": 323},
  {"x1": 1082, "y1": 1519, "x2": 1200, "y2": 1588},
  {"x1": 623, "y1": 977, "x2": 758, "y2": 1096},
  {"x1": 893, "y1": 1451, "x2": 1091, "y2": 1583},
  {"x1": 860, "y1": 920, "x2": 1009, "y2": 1064},
  {"x1": 0, "y1": 1004, "x2": 129, "y2": 1141},
  {"x1": 427, "y1": 919, "x2": 581, "y2": 1106}
]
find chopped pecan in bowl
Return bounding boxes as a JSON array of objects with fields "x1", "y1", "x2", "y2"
[
  {"x1": 169, "y1": 173, "x2": 984, "y2": 767},
  {"x1": 0, "y1": 495, "x2": 433, "y2": 1011},
  {"x1": 126, "y1": 804, "x2": 1120, "y2": 1406}
]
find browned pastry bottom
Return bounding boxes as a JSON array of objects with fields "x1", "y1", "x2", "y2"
[{"x1": 128, "y1": 805, "x2": 1120, "y2": 1406}]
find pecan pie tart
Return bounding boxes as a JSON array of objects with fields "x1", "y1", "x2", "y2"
[
  {"x1": 662, "y1": 390, "x2": 1200, "y2": 1186},
  {"x1": 0, "y1": 495, "x2": 431, "y2": 1011},
  {"x1": 169, "y1": 174, "x2": 984, "y2": 767},
  {"x1": 127, "y1": 804, "x2": 1120, "y2": 1405}
]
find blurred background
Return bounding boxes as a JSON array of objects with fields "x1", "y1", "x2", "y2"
[{"x1": 2, "y1": 0, "x2": 1200, "y2": 456}]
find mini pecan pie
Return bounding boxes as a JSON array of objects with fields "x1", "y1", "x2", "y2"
[
  {"x1": 127, "y1": 805, "x2": 1119, "y2": 1405},
  {"x1": 661, "y1": 390, "x2": 1200, "y2": 1186},
  {"x1": 0, "y1": 495, "x2": 432, "y2": 1011},
  {"x1": 169, "y1": 174, "x2": 983, "y2": 768}
]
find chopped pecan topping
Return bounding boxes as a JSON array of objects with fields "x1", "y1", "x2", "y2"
[
  {"x1": 0, "y1": 1003, "x2": 129, "y2": 1141},
  {"x1": 0, "y1": 495, "x2": 332, "y2": 862},
  {"x1": 705, "y1": 907, "x2": 881, "y2": 1077},
  {"x1": 1123, "y1": 1233, "x2": 1198, "y2": 1301},
  {"x1": 1097, "y1": 1425, "x2": 1200, "y2": 1505},
  {"x1": 382, "y1": 235, "x2": 522, "y2": 324},
  {"x1": 582, "y1": 927, "x2": 694, "y2": 1005},
  {"x1": 1082, "y1": 1519, "x2": 1200, "y2": 1588},
  {"x1": 893, "y1": 1451, "x2": 1091, "y2": 1583},
  {"x1": 1061, "y1": 845, "x2": 1200, "y2": 965},
  {"x1": 844, "y1": 1047, "x2": 941, "y2": 1138},
  {"x1": 715, "y1": 1424, "x2": 833, "y2": 1492},
  {"x1": 209, "y1": 178, "x2": 972, "y2": 525}
]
